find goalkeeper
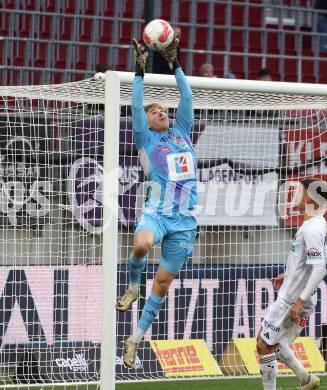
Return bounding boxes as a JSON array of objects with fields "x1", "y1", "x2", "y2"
[{"x1": 116, "y1": 33, "x2": 197, "y2": 368}]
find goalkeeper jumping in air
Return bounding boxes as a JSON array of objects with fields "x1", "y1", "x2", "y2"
[{"x1": 116, "y1": 33, "x2": 197, "y2": 368}]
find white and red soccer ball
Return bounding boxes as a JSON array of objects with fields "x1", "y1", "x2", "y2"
[{"x1": 143, "y1": 19, "x2": 174, "y2": 50}]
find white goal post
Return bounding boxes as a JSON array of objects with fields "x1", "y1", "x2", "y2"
[{"x1": 0, "y1": 72, "x2": 326, "y2": 390}]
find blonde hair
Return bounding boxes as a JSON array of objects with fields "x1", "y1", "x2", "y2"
[{"x1": 144, "y1": 103, "x2": 166, "y2": 114}]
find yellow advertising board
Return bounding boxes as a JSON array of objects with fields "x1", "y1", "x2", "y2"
[
  {"x1": 150, "y1": 339, "x2": 222, "y2": 377},
  {"x1": 219, "y1": 337, "x2": 325, "y2": 375}
]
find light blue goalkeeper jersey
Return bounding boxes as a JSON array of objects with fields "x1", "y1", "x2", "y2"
[{"x1": 132, "y1": 68, "x2": 197, "y2": 225}]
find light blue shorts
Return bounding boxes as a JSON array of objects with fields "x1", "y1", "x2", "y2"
[{"x1": 135, "y1": 212, "x2": 197, "y2": 275}]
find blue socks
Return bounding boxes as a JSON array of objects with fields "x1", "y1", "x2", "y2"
[
  {"x1": 128, "y1": 254, "x2": 146, "y2": 285},
  {"x1": 138, "y1": 293, "x2": 165, "y2": 332}
]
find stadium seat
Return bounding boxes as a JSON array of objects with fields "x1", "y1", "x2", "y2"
[
  {"x1": 284, "y1": 58, "x2": 297, "y2": 81},
  {"x1": 214, "y1": 3, "x2": 226, "y2": 25},
  {"x1": 39, "y1": 15, "x2": 52, "y2": 39},
  {"x1": 194, "y1": 27, "x2": 209, "y2": 49},
  {"x1": 196, "y1": 2, "x2": 208, "y2": 23},
  {"x1": 13, "y1": 41, "x2": 26, "y2": 66},
  {"x1": 231, "y1": 5, "x2": 244, "y2": 26},
  {"x1": 212, "y1": 54, "x2": 224, "y2": 76},
  {"x1": 120, "y1": 22, "x2": 133, "y2": 44},
  {"x1": 213, "y1": 29, "x2": 225, "y2": 51},
  {"x1": 99, "y1": 19, "x2": 113, "y2": 43},
  {"x1": 302, "y1": 60, "x2": 315, "y2": 82},
  {"x1": 178, "y1": 0, "x2": 191, "y2": 22},
  {"x1": 178, "y1": 26, "x2": 190, "y2": 48},
  {"x1": 59, "y1": 16, "x2": 73, "y2": 41},
  {"x1": 102, "y1": 0, "x2": 115, "y2": 16},
  {"x1": 79, "y1": 18, "x2": 92, "y2": 41},
  {"x1": 75, "y1": 45, "x2": 88, "y2": 69},
  {"x1": 83, "y1": 0, "x2": 96, "y2": 15},
  {"x1": 17, "y1": 13, "x2": 31, "y2": 37},
  {"x1": 0, "y1": 13, "x2": 10, "y2": 35},
  {"x1": 249, "y1": 31, "x2": 262, "y2": 53},
  {"x1": 249, "y1": 6, "x2": 262, "y2": 27},
  {"x1": 301, "y1": 33, "x2": 312, "y2": 56},
  {"x1": 230, "y1": 54, "x2": 244, "y2": 76},
  {"x1": 40, "y1": 0, "x2": 55, "y2": 12},
  {"x1": 116, "y1": 48, "x2": 129, "y2": 71},
  {"x1": 318, "y1": 60, "x2": 327, "y2": 83},
  {"x1": 267, "y1": 31, "x2": 279, "y2": 53},
  {"x1": 248, "y1": 57, "x2": 262, "y2": 78},
  {"x1": 97, "y1": 46, "x2": 109, "y2": 66},
  {"x1": 231, "y1": 30, "x2": 244, "y2": 51},
  {"x1": 160, "y1": 0, "x2": 172, "y2": 21},
  {"x1": 266, "y1": 58, "x2": 280, "y2": 79},
  {"x1": 33, "y1": 42, "x2": 47, "y2": 67},
  {"x1": 284, "y1": 33, "x2": 296, "y2": 55},
  {"x1": 122, "y1": 0, "x2": 134, "y2": 18},
  {"x1": 55, "y1": 44, "x2": 68, "y2": 68}
]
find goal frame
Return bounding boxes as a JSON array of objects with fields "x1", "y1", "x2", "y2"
[{"x1": 102, "y1": 71, "x2": 327, "y2": 390}]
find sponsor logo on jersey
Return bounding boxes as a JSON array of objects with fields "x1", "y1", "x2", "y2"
[
  {"x1": 306, "y1": 248, "x2": 322, "y2": 259},
  {"x1": 290, "y1": 243, "x2": 295, "y2": 252},
  {"x1": 168, "y1": 132, "x2": 189, "y2": 151},
  {"x1": 55, "y1": 353, "x2": 88, "y2": 371},
  {"x1": 160, "y1": 147, "x2": 172, "y2": 152},
  {"x1": 263, "y1": 320, "x2": 280, "y2": 333},
  {"x1": 174, "y1": 155, "x2": 189, "y2": 174}
]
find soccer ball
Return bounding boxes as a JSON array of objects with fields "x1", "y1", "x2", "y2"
[{"x1": 143, "y1": 19, "x2": 174, "y2": 50}]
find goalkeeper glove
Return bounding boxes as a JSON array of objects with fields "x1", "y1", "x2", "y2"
[
  {"x1": 133, "y1": 38, "x2": 148, "y2": 77},
  {"x1": 155, "y1": 31, "x2": 180, "y2": 71}
]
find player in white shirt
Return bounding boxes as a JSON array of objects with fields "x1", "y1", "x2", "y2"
[{"x1": 256, "y1": 178, "x2": 327, "y2": 390}]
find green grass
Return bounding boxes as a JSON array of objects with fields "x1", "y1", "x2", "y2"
[{"x1": 6, "y1": 375, "x2": 327, "y2": 390}]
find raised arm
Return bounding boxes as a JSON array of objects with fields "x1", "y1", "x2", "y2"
[
  {"x1": 175, "y1": 67, "x2": 194, "y2": 137},
  {"x1": 131, "y1": 39, "x2": 150, "y2": 149},
  {"x1": 156, "y1": 32, "x2": 193, "y2": 136}
]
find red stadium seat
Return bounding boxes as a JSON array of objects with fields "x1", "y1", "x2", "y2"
[
  {"x1": 98, "y1": 46, "x2": 109, "y2": 65},
  {"x1": 116, "y1": 48, "x2": 129, "y2": 71},
  {"x1": 302, "y1": 60, "x2": 315, "y2": 82},
  {"x1": 59, "y1": 16, "x2": 73, "y2": 40},
  {"x1": 179, "y1": 0, "x2": 191, "y2": 22},
  {"x1": 212, "y1": 54, "x2": 224, "y2": 76},
  {"x1": 13, "y1": 41, "x2": 26, "y2": 66},
  {"x1": 17, "y1": 13, "x2": 31, "y2": 37},
  {"x1": 55, "y1": 44, "x2": 68, "y2": 68},
  {"x1": 122, "y1": 0, "x2": 134, "y2": 18},
  {"x1": 0, "y1": 13, "x2": 10, "y2": 35},
  {"x1": 249, "y1": 6, "x2": 262, "y2": 27},
  {"x1": 79, "y1": 18, "x2": 92, "y2": 41},
  {"x1": 99, "y1": 20, "x2": 113, "y2": 43},
  {"x1": 194, "y1": 27, "x2": 208, "y2": 49},
  {"x1": 231, "y1": 5, "x2": 244, "y2": 26},
  {"x1": 24, "y1": 0, "x2": 36, "y2": 10},
  {"x1": 267, "y1": 31, "x2": 279, "y2": 53},
  {"x1": 119, "y1": 22, "x2": 133, "y2": 44},
  {"x1": 83, "y1": 0, "x2": 96, "y2": 15},
  {"x1": 160, "y1": 0, "x2": 172, "y2": 21},
  {"x1": 266, "y1": 58, "x2": 280, "y2": 78},
  {"x1": 249, "y1": 31, "x2": 262, "y2": 53},
  {"x1": 284, "y1": 58, "x2": 297, "y2": 81},
  {"x1": 284, "y1": 33, "x2": 296, "y2": 55},
  {"x1": 178, "y1": 26, "x2": 190, "y2": 49},
  {"x1": 231, "y1": 30, "x2": 244, "y2": 51},
  {"x1": 33, "y1": 42, "x2": 47, "y2": 67},
  {"x1": 213, "y1": 29, "x2": 225, "y2": 51},
  {"x1": 75, "y1": 45, "x2": 88, "y2": 69},
  {"x1": 214, "y1": 3, "x2": 226, "y2": 25},
  {"x1": 40, "y1": 0, "x2": 55, "y2": 12},
  {"x1": 196, "y1": 2, "x2": 208, "y2": 23},
  {"x1": 248, "y1": 57, "x2": 262, "y2": 78},
  {"x1": 103, "y1": 1, "x2": 115, "y2": 16},
  {"x1": 301, "y1": 33, "x2": 312, "y2": 56},
  {"x1": 62, "y1": 0, "x2": 76, "y2": 14},
  {"x1": 39, "y1": 15, "x2": 52, "y2": 39},
  {"x1": 230, "y1": 54, "x2": 244, "y2": 77},
  {"x1": 318, "y1": 61, "x2": 327, "y2": 83}
]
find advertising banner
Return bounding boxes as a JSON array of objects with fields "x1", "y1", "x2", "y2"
[{"x1": 283, "y1": 128, "x2": 327, "y2": 227}]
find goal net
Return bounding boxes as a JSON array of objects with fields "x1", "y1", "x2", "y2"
[{"x1": 0, "y1": 73, "x2": 326, "y2": 389}]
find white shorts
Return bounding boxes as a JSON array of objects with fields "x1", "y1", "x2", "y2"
[{"x1": 260, "y1": 298, "x2": 313, "y2": 346}]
